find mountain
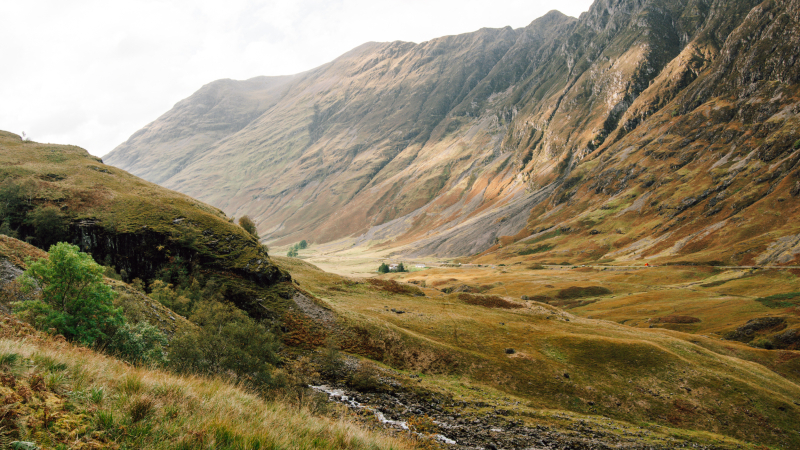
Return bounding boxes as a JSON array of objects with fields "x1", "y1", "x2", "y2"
[{"x1": 105, "y1": 0, "x2": 800, "y2": 264}]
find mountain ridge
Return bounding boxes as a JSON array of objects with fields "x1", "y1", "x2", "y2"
[{"x1": 105, "y1": 0, "x2": 800, "y2": 266}]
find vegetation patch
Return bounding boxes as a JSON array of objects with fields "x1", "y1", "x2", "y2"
[
  {"x1": 723, "y1": 317, "x2": 786, "y2": 343},
  {"x1": 700, "y1": 279, "x2": 733, "y2": 288},
  {"x1": 754, "y1": 292, "x2": 800, "y2": 308},
  {"x1": 366, "y1": 278, "x2": 424, "y2": 296},
  {"x1": 654, "y1": 315, "x2": 701, "y2": 324},
  {"x1": 455, "y1": 293, "x2": 522, "y2": 309},
  {"x1": 518, "y1": 244, "x2": 555, "y2": 256},
  {"x1": 556, "y1": 286, "x2": 612, "y2": 299}
]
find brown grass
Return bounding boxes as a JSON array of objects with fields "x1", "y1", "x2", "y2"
[
  {"x1": 455, "y1": 293, "x2": 523, "y2": 309},
  {"x1": 0, "y1": 313, "x2": 414, "y2": 450},
  {"x1": 367, "y1": 278, "x2": 424, "y2": 296}
]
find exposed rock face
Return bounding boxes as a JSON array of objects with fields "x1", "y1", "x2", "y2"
[
  {"x1": 70, "y1": 221, "x2": 287, "y2": 287},
  {"x1": 106, "y1": 0, "x2": 800, "y2": 262}
]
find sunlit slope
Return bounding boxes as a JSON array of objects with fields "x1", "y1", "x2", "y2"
[
  {"x1": 105, "y1": 0, "x2": 800, "y2": 263},
  {"x1": 482, "y1": 0, "x2": 800, "y2": 267}
]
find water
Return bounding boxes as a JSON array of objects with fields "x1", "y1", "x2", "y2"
[{"x1": 311, "y1": 385, "x2": 456, "y2": 445}]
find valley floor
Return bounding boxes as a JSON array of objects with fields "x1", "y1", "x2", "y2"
[{"x1": 271, "y1": 243, "x2": 800, "y2": 449}]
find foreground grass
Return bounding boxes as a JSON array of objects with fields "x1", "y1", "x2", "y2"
[{"x1": 0, "y1": 315, "x2": 414, "y2": 450}]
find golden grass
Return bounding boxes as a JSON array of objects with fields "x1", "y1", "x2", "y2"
[
  {"x1": 0, "y1": 315, "x2": 415, "y2": 450},
  {"x1": 274, "y1": 255, "x2": 800, "y2": 448}
]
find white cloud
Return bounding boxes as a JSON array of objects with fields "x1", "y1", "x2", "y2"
[{"x1": 0, "y1": 0, "x2": 593, "y2": 157}]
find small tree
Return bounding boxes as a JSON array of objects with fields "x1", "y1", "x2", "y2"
[
  {"x1": 378, "y1": 263, "x2": 390, "y2": 274},
  {"x1": 14, "y1": 242, "x2": 124, "y2": 345},
  {"x1": 298, "y1": 240, "x2": 308, "y2": 249},
  {"x1": 396, "y1": 262, "x2": 407, "y2": 272},
  {"x1": 29, "y1": 205, "x2": 69, "y2": 249},
  {"x1": 238, "y1": 215, "x2": 259, "y2": 239}
]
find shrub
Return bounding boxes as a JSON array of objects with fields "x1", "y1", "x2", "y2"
[
  {"x1": 28, "y1": 206, "x2": 69, "y2": 249},
  {"x1": 238, "y1": 215, "x2": 259, "y2": 239},
  {"x1": 168, "y1": 300, "x2": 280, "y2": 389},
  {"x1": 0, "y1": 219, "x2": 18, "y2": 238},
  {"x1": 149, "y1": 280, "x2": 193, "y2": 317},
  {"x1": 14, "y1": 242, "x2": 124, "y2": 345},
  {"x1": 366, "y1": 279, "x2": 424, "y2": 296},
  {"x1": 298, "y1": 240, "x2": 308, "y2": 249},
  {"x1": 347, "y1": 363, "x2": 385, "y2": 393},
  {"x1": 108, "y1": 322, "x2": 169, "y2": 366}
]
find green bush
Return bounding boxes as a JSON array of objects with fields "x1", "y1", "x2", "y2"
[
  {"x1": 238, "y1": 215, "x2": 259, "y2": 239},
  {"x1": 168, "y1": 300, "x2": 280, "y2": 389},
  {"x1": 108, "y1": 322, "x2": 169, "y2": 366},
  {"x1": 378, "y1": 263, "x2": 389, "y2": 274},
  {"x1": 14, "y1": 242, "x2": 124, "y2": 345},
  {"x1": 28, "y1": 206, "x2": 69, "y2": 249}
]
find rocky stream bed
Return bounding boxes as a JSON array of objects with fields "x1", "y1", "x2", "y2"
[{"x1": 310, "y1": 383, "x2": 740, "y2": 450}]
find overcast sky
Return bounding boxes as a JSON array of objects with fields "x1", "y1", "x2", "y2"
[{"x1": 1, "y1": 0, "x2": 594, "y2": 157}]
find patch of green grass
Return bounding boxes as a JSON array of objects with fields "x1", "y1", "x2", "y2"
[
  {"x1": 556, "y1": 286, "x2": 612, "y2": 299},
  {"x1": 754, "y1": 291, "x2": 800, "y2": 308},
  {"x1": 518, "y1": 244, "x2": 555, "y2": 255}
]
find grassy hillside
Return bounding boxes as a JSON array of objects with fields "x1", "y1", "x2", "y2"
[
  {"x1": 0, "y1": 313, "x2": 414, "y2": 450},
  {"x1": 0, "y1": 131, "x2": 298, "y2": 323},
  {"x1": 274, "y1": 256, "x2": 800, "y2": 449}
]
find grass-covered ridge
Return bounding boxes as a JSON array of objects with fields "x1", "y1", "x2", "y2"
[
  {"x1": 0, "y1": 131, "x2": 294, "y2": 323},
  {"x1": 0, "y1": 130, "x2": 286, "y2": 284}
]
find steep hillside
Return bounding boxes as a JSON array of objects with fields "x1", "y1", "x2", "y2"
[
  {"x1": 108, "y1": 75, "x2": 298, "y2": 185},
  {"x1": 105, "y1": 0, "x2": 800, "y2": 264},
  {"x1": 0, "y1": 131, "x2": 292, "y2": 321},
  {"x1": 483, "y1": 0, "x2": 800, "y2": 267}
]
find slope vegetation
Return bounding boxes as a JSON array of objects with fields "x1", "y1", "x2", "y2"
[{"x1": 0, "y1": 131, "x2": 292, "y2": 321}]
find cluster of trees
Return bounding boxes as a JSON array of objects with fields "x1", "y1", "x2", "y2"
[
  {"x1": 377, "y1": 262, "x2": 407, "y2": 273},
  {"x1": 7, "y1": 242, "x2": 281, "y2": 391},
  {"x1": 0, "y1": 180, "x2": 70, "y2": 248},
  {"x1": 286, "y1": 240, "x2": 308, "y2": 257}
]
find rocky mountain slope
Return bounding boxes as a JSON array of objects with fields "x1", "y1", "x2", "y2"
[{"x1": 105, "y1": 0, "x2": 800, "y2": 264}]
